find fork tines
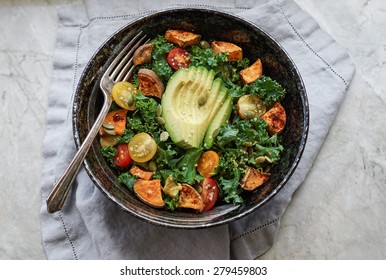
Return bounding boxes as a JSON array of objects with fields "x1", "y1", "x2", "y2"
[{"x1": 107, "y1": 31, "x2": 149, "y2": 83}]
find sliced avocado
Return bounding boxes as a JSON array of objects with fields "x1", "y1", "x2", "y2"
[
  {"x1": 163, "y1": 175, "x2": 182, "y2": 198},
  {"x1": 204, "y1": 93, "x2": 233, "y2": 149},
  {"x1": 161, "y1": 66, "x2": 229, "y2": 148}
]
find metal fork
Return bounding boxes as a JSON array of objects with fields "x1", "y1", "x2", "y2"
[{"x1": 46, "y1": 31, "x2": 148, "y2": 213}]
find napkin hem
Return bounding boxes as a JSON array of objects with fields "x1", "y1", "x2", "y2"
[
  {"x1": 230, "y1": 218, "x2": 280, "y2": 242},
  {"x1": 58, "y1": 211, "x2": 79, "y2": 260},
  {"x1": 277, "y1": 0, "x2": 351, "y2": 89}
]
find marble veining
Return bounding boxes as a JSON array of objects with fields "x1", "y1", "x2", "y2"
[{"x1": 0, "y1": 0, "x2": 385, "y2": 259}]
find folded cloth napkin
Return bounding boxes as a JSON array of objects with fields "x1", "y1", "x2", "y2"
[{"x1": 40, "y1": 0, "x2": 355, "y2": 259}]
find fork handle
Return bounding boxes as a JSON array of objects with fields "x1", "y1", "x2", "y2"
[{"x1": 46, "y1": 95, "x2": 112, "y2": 213}]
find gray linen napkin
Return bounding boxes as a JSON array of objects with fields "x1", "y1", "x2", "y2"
[{"x1": 40, "y1": 0, "x2": 355, "y2": 259}]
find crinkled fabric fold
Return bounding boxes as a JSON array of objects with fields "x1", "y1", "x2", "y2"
[{"x1": 40, "y1": 0, "x2": 355, "y2": 259}]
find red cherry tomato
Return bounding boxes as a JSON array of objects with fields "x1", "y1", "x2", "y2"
[
  {"x1": 200, "y1": 177, "x2": 219, "y2": 211},
  {"x1": 167, "y1": 48, "x2": 191, "y2": 70},
  {"x1": 113, "y1": 144, "x2": 132, "y2": 168}
]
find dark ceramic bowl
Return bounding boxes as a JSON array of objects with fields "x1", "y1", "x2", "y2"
[{"x1": 73, "y1": 8, "x2": 309, "y2": 228}]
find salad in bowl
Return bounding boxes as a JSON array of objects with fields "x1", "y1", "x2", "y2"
[
  {"x1": 73, "y1": 8, "x2": 308, "y2": 228},
  {"x1": 99, "y1": 29, "x2": 287, "y2": 213}
]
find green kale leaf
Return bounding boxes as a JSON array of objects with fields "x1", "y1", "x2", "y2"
[
  {"x1": 154, "y1": 147, "x2": 204, "y2": 184},
  {"x1": 115, "y1": 129, "x2": 135, "y2": 144},
  {"x1": 151, "y1": 35, "x2": 174, "y2": 60},
  {"x1": 190, "y1": 45, "x2": 227, "y2": 70},
  {"x1": 215, "y1": 118, "x2": 270, "y2": 149},
  {"x1": 101, "y1": 146, "x2": 116, "y2": 166},
  {"x1": 219, "y1": 168, "x2": 244, "y2": 204},
  {"x1": 153, "y1": 145, "x2": 178, "y2": 181},
  {"x1": 163, "y1": 193, "x2": 180, "y2": 211},
  {"x1": 253, "y1": 134, "x2": 284, "y2": 163},
  {"x1": 151, "y1": 59, "x2": 173, "y2": 85},
  {"x1": 215, "y1": 124, "x2": 239, "y2": 146},
  {"x1": 249, "y1": 76, "x2": 286, "y2": 105},
  {"x1": 189, "y1": 45, "x2": 252, "y2": 85},
  {"x1": 117, "y1": 172, "x2": 137, "y2": 192},
  {"x1": 149, "y1": 36, "x2": 174, "y2": 83},
  {"x1": 126, "y1": 93, "x2": 163, "y2": 140},
  {"x1": 226, "y1": 75, "x2": 286, "y2": 105},
  {"x1": 172, "y1": 147, "x2": 204, "y2": 185}
]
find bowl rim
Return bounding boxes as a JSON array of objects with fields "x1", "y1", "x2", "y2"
[{"x1": 72, "y1": 7, "x2": 310, "y2": 229}]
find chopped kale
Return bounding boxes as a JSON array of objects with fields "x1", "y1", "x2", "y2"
[
  {"x1": 149, "y1": 36, "x2": 174, "y2": 83},
  {"x1": 219, "y1": 168, "x2": 243, "y2": 204},
  {"x1": 126, "y1": 93, "x2": 163, "y2": 140},
  {"x1": 117, "y1": 172, "x2": 137, "y2": 192},
  {"x1": 163, "y1": 193, "x2": 179, "y2": 211},
  {"x1": 227, "y1": 75, "x2": 286, "y2": 105},
  {"x1": 101, "y1": 146, "x2": 116, "y2": 166}
]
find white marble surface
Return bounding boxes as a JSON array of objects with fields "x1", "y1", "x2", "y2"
[{"x1": 0, "y1": 0, "x2": 385, "y2": 259}]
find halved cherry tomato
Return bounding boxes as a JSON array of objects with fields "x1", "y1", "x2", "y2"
[
  {"x1": 167, "y1": 48, "x2": 191, "y2": 70},
  {"x1": 196, "y1": 150, "x2": 220, "y2": 177},
  {"x1": 111, "y1": 81, "x2": 137, "y2": 110},
  {"x1": 128, "y1": 132, "x2": 157, "y2": 163},
  {"x1": 113, "y1": 144, "x2": 132, "y2": 168},
  {"x1": 200, "y1": 177, "x2": 219, "y2": 211},
  {"x1": 237, "y1": 94, "x2": 266, "y2": 119}
]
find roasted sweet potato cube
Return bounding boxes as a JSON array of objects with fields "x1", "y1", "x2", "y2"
[
  {"x1": 261, "y1": 102, "x2": 286, "y2": 135},
  {"x1": 240, "y1": 58, "x2": 263, "y2": 84},
  {"x1": 211, "y1": 41, "x2": 243, "y2": 61},
  {"x1": 240, "y1": 167, "x2": 270, "y2": 191},
  {"x1": 138, "y1": 69, "x2": 165, "y2": 98},
  {"x1": 178, "y1": 184, "x2": 204, "y2": 212},
  {"x1": 99, "y1": 109, "x2": 128, "y2": 136},
  {"x1": 165, "y1": 29, "x2": 201, "y2": 48},
  {"x1": 133, "y1": 43, "x2": 153, "y2": 65},
  {"x1": 133, "y1": 179, "x2": 164, "y2": 208},
  {"x1": 130, "y1": 165, "x2": 153, "y2": 180}
]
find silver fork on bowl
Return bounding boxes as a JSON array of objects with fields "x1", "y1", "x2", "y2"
[{"x1": 46, "y1": 31, "x2": 148, "y2": 213}]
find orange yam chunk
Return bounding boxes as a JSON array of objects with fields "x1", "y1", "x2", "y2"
[
  {"x1": 133, "y1": 43, "x2": 153, "y2": 65},
  {"x1": 240, "y1": 167, "x2": 270, "y2": 191},
  {"x1": 133, "y1": 179, "x2": 164, "y2": 208},
  {"x1": 261, "y1": 102, "x2": 286, "y2": 135},
  {"x1": 99, "y1": 109, "x2": 127, "y2": 136},
  {"x1": 211, "y1": 41, "x2": 243, "y2": 61},
  {"x1": 178, "y1": 184, "x2": 204, "y2": 212},
  {"x1": 130, "y1": 165, "x2": 153, "y2": 180},
  {"x1": 240, "y1": 58, "x2": 263, "y2": 84},
  {"x1": 138, "y1": 69, "x2": 165, "y2": 99},
  {"x1": 165, "y1": 29, "x2": 201, "y2": 48}
]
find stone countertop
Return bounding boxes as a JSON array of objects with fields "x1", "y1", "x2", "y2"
[{"x1": 0, "y1": 0, "x2": 385, "y2": 259}]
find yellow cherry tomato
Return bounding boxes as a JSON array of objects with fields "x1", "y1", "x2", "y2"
[
  {"x1": 128, "y1": 133, "x2": 157, "y2": 163},
  {"x1": 111, "y1": 81, "x2": 138, "y2": 110},
  {"x1": 237, "y1": 94, "x2": 266, "y2": 119}
]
